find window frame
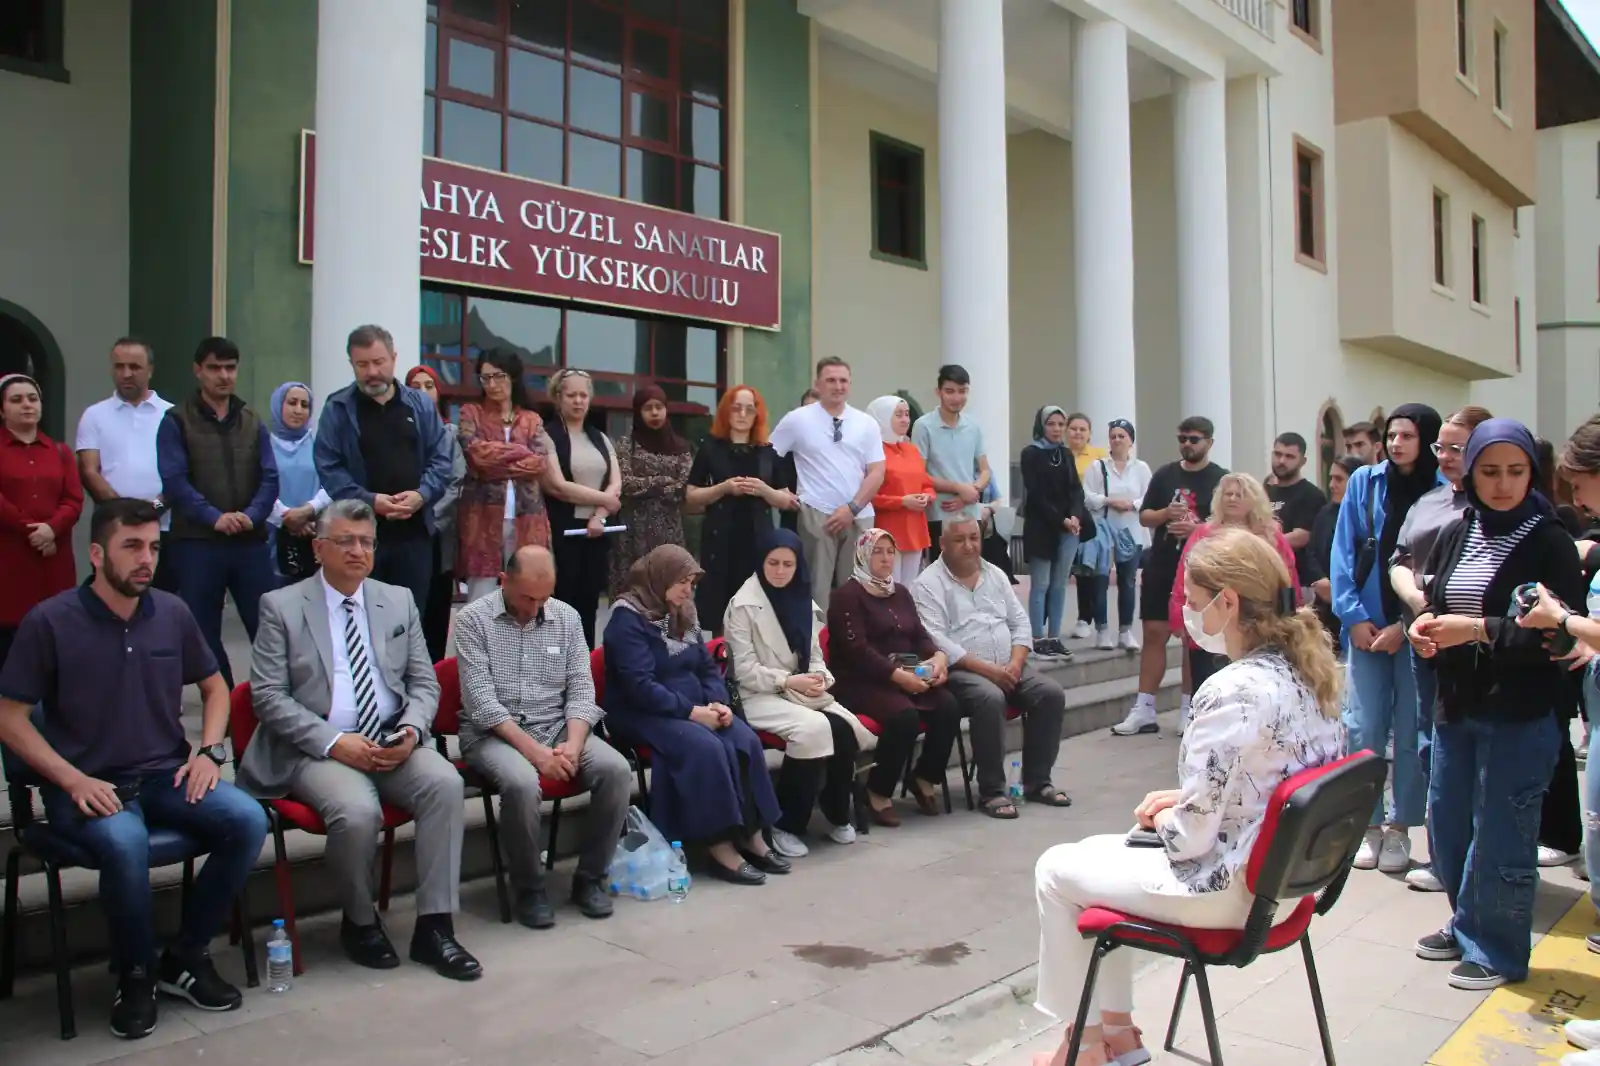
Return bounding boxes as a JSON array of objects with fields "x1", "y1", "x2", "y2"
[
  {"x1": 1513, "y1": 296, "x2": 1522, "y2": 371},
  {"x1": 1289, "y1": 0, "x2": 1320, "y2": 50},
  {"x1": 0, "y1": 0, "x2": 68, "y2": 84},
  {"x1": 1432, "y1": 189, "x2": 1451, "y2": 290},
  {"x1": 1456, "y1": 0, "x2": 1476, "y2": 87},
  {"x1": 1292, "y1": 137, "x2": 1327, "y2": 272},
  {"x1": 1491, "y1": 21, "x2": 1509, "y2": 118},
  {"x1": 1469, "y1": 214, "x2": 1487, "y2": 307},
  {"x1": 868, "y1": 131, "x2": 929, "y2": 270}
]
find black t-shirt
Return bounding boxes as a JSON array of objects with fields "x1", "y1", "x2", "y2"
[
  {"x1": 356, "y1": 390, "x2": 428, "y2": 540},
  {"x1": 1268, "y1": 478, "x2": 1326, "y2": 584},
  {"x1": 1140, "y1": 461, "x2": 1228, "y2": 575}
]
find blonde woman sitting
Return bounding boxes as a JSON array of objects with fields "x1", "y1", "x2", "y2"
[
  {"x1": 1033, "y1": 528, "x2": 1345, "y2": 1066},
  {"x1": 724, "y1": 528, "x2": 876, "y2": 858}
]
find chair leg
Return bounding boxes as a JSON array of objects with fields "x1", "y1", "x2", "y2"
[
  {"x1": 236, "y1": 898, "x2": 258, "y2": 989},
  {"x1": 546, "y1": 798, "x2": 561, "y2": 871},
  {"x1": 270, "y1": 822, "x2": 304, "y2": 977},
  {"x1": 954, "y1": 731, "x2": 974, "y2": 811},
  {"x1": 852, "y1": 777, "x2": 870, "y2": 836},
  {"x1": 482, "y1": 793, "x2": 511, "y2": 925},
  {"x1": 1, "y1": 848, "x2": 20, "y2": 999},
  {"x1": 378, "y1": 827, "x2": 395, "y2": 913},
  {"x1": 1064, "y1": 937, "x2": 1111, "y2": 1066},
  {"x1": 1190, "y1": 962, "x2": 1225, "y2": 1066},
  {"x1": 1165, "y1": 961, "x2": 1192, "y2": 1052},
  {"x1": 45, "y1": 865, "x2": 74, "y2": 1041},
  {"x1": 1301, "y1": 935, "x2": 1337, "y2": 1066}
]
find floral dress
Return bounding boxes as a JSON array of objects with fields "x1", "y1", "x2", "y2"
[{"x1": 607, "y1": 436, "x2": 692, "y2": 597}]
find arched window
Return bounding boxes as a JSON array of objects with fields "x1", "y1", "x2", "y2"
[
  {"x1": 1370, "y1": 408, "x2": 1387, "y2": 462},
  {"x1": 1316, "y1": 401, "x2": 1344, "y2": 491}
]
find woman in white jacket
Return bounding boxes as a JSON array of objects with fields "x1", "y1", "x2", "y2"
[
  {"x1": 1081, "y1": 419, "x2": 1153, "y2": 652},
  {"x1": 724, "y1": 528, "x2": 877, "y2": 858}
]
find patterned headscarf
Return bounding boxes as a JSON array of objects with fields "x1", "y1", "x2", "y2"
[
  {"x1": 618, "y1": 544, "x2": 704, "y2": 641},
  {"x1": 851, "y1": 527, "x2": 898, "y2": 598}
]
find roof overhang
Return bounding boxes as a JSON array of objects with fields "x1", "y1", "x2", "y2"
[{"x1": 1537, "y1": 0, "x2": 1600, "y2": 128}]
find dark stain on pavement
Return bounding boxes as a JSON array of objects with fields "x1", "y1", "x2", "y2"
[
  {"x1": 916, "y1": 942, "x2": 972, "y2": 967},
  {"x1": 787, "y1": 941, "x2": 972, "y2": 970}
]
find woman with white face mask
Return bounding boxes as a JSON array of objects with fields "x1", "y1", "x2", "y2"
[{"x1": 1031, "y1": 528, "x2": 1345, "y2": 1066}]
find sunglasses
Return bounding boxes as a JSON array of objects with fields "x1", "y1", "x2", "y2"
[
  {"x1": 832, "y1": 417, "x2": 843, "y2": 444},
  {"x1": 1177, "y1": 434, "x2": 1209, "y2": 445}
]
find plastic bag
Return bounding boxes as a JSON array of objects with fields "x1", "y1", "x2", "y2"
[{"x1": 606, "y1": 805, "x2": 674, "y2": 901}]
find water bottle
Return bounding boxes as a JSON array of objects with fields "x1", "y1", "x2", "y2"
[
  {"x1": 1006, "y1": 759, "x2": 1025, "y2": 804},
  {"x1": 667, "y1": 841, "x2": 691, "y2": 903},
  {"x1": 266, "y1": 919, "x2": 293, "y2": 993}
]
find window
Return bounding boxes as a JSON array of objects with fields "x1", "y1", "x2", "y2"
[
  {"x1": 1513, "y1": 297, "x2": 1522, "y2": 371},
  {"x1": 1456, "y1": 0, "x2": 1473, "y2": 80},
  {"x1": 425, "y1": 0, "x2": 727, "y2": 218},
  {"x1": 1432, "y1": 190, "x2": 1450, "y2": 287},
  {"x1": 1317, "y1": 402, "x2": 1344, "y2": 489},
  {"x1": 1293, "y1": 138, "x2": 1325, "y2": 269},
  {"x1": 1492, "y1": 23, "x2": 1508, "y2": 112},
  {"x1": 0, "y1": 0, "x2": 67, "y2": 82},
  {"x1": 1470, "y1": 214, "x2": 1486, "y2": 304},
  {"x1": 1290, "y1": 0, "x2": 1318, "y2": 45},
  {"x1": 870, "y1": 133, "x2": 927, "y2": 266}
]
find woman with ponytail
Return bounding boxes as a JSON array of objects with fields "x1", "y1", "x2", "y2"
[{"x1": 1032, "y1": 527, "x2": 1344, "y2": 1066}]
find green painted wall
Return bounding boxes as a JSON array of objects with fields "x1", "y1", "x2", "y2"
[
  {"x1": 128, "y1": 0, "x2": 217, "y2": 402},
  {"x1": 740, "y1": 0, "x2": 812, "y2": 408},
  {"x1": 225, "y1": 0, "x2": 317, "y2": 408}
]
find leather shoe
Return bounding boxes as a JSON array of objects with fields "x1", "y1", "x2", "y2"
[
  {"x1": 740, "y1": 848, "x2": 791, "y2": 875},
  {"x1": 571, "y1": 876, "x2": 614, "y2": 919},
  {"x1": 340, "y1": 915, "x2": 400, "y2": 970},
  {"x1": 707, "y1": 860, "x2": 767, "y2": 886},
  {"x1": 515, "y1": 887, "x2": 556, "y2": 930},
  {"x1": 409, "y1": 926, "x2": 483, "y2": 981}
]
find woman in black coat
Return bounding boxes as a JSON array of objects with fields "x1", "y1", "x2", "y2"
[{"x1": 1020, "y1": 405, "x2": 1089, "y2": 657}]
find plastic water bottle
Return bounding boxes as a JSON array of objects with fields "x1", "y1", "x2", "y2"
[
  {"x1": 266, "y1": 919, "x2": 293, "y2": 993},
  {"x1": 1007, "y1": 759, "x2": 1026, "y2": 804},
  {"x1": 667, "y1": 841, "x2": 691, "y2": 903}
]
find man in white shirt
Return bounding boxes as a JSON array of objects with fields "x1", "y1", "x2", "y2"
[
  {"x1": 75, "y1": 337, "x2": 177, "y2": 590},
  {"x1": 770, "y1": 357, "x2": 886, "y2": 607}
]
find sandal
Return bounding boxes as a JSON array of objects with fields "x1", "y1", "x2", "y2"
[
  {"x1": 911, "y1": 781, "x2": 942, "y2": 817},
  {"x1": 980, "y1": 796, "x2": 1020, "y2": 819},
  {"x1": 1028, "y1": 784, "x2": 1074, "y2": 808}
]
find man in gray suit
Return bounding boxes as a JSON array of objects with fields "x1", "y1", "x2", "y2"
[{"x1": 238, "y1": 499, "x2": 481, "y2": 981}]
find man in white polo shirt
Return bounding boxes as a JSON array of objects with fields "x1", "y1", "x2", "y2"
[
  {"x1": 76, "y1": 337, "x2": 177, "y2": 591},
  {"x1": 770, "y1": 357, "x2": 886, "y2": 607}
]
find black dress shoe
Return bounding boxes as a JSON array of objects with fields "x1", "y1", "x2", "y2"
[
  {"x1": 571, "y1": 875, "x2": 614, "y2": 919},
  {"x1": 409, "y1": 925, "x2": 483, "y2": 981},
  {"x1": 707, "y1": 860, "x2": 767, "y2": 886},
  {"x1": 515, "y1": 887, "x2": 556, "y2": 930},
  {"x1": 740, "y1": 848, "x2": 792, "y2": 875},
  {"x1": 340, "y1": 915, "x2": 400, "y2": 970}
]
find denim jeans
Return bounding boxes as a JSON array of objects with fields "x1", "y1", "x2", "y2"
[
  {"x1": 170, "y1": 538, "x2": 276, "y2": 690},
  {"x1": 40, "y1": 774, "x2": 268, "y2": 975},
  {"x1": 1027, "y1": 533, "x2": 1080, "y2": 639},
  {"x1": 1584, "y1": 661, "x2": 1600, "y2": 913},
  {"x1": 1087, "y1": 560, "x2": 1139, "y2": 629},
  {"x1": 1344, "y1": 646, "x2": 1424, "y2": 826},
  {"x1": 1429, "y1": 714, "x2": 1560, "y2": 980}
]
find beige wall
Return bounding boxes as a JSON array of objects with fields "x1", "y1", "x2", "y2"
[
  {"x1": 1333, "y1": 0, "x2": 1535, "y2": 206},
  {"x1": 1533, "y1": 123, "x2": 1600, "y2": 436}
]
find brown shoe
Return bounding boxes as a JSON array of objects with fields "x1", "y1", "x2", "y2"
[
  {"x1": 911, "y1": 782, "x2": 942, "y2": 817},
  {"x1": 868, "y1": 799, "x2": 902, "y2": 827}
]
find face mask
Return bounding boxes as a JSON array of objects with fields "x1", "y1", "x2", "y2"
[{"x1": 1182, "y1": 592, "x2": 1230, "y2": 655}]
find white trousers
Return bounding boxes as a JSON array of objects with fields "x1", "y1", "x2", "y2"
[
  {"x1": 892, "y1": 550, "x2": 923, "y2": 587},
  {"x1": 1034, "y1": 835, "x2": 1271, "y2": 1022}
]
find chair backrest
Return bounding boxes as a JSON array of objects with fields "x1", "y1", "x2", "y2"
[
  {"x1": 228, "y1": 683, "x2": 258, "y2": 768},
  {"x1": 1244, "y1": 749, "x2": 1385, "y2": 903},
  {"x1": 433, "y1": 657, "x2": 461, "y2": 739},
  {"x1": 0, "y1": 705, "x2": 47, "y2": 830},
  {"x1": 819, "y1": 626, "x2": 829, "y2": 663},
  {"x1": 590, "y1": 646, "x2": 606, "y2": 703}
]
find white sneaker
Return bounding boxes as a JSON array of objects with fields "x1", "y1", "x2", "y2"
[
  {"x1": 827, "y1": 823, "x2": 857, "y2": 846},
  {"x1": 1111, "y1": 703, "x2": 1159, "y2": 736},
  {"x1": 1568, "y1": 1017, "x2": 1600, "y2": 1051},
  {"x1": 1071, "y1": 620, "x2": 1093, "y2": 640},
  {"x1": 1352, "y1": 828, "x2": 1383, "y2": 870},
  {"x1": 1096, "y1": 627, "x2": 1115, "y2": 650},
  {"x1": 1377, "y1": 828, "x2": 1412, "y2": 873},
  {"x1": 769, "y1": 828, "x2": 809, "y2": 858},
  {"x1": 1561, "y1": 1050, "x2": 1600, "y2": 1066},
  {"x1": 1118, "y1": 627, "x2": 1140, "y2": 652},
  {"x1": 1539, "y1": 845, "x2": 1579, "y2": 867},
  {"x1": 1405, "y1": 866, "x2": 1444, "y2": 892}
]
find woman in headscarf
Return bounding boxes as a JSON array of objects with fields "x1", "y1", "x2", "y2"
[
  {"x1": 1020, "y1": 405, "x2": 1088, "y2": 658},
  {"x1": 1407, "y1": 418, "x2": 1588, "y2": 991},
  {"x1": 1330, "y1": 402, "x2": 1442, "y2": 874},
  {"x1": 866, "y1": 395, "x2": 934, "y2": 585},
  {"x1": 405, "y1": 365, "x2": 466, "y2": 662},
  {"x1": 826, "y1": 528, "x2": 962, "y2": 826},
  {"x1": 456, "y1": 349, "x2": 549, "y2": 603},
  {"x1": 601, "y1": 544, "x2": 789, "y2": 886},
  {"x1": 608, "y1": 385, "x2": 693, "y2": 599},
  {"x1": 0, "y1": 373, "x2": 81, "y2": 668},
  {"x1": 724, "y1": 528, "x2": 876, "y2": 857},
  {"x1": 265, "y1": 382, "x2": 329, "y2": 585}
]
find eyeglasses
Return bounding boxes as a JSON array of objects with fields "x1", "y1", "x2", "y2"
[
  {"x1": 324, "y1": 535, "x2": 376, "y2": 552},
  {"x1": 832, "y1": 417, "x2": 843, "y2": 444},
  {"x1": 728, "y1": 404, "x2": 756, "y2": 415},
  {"x1": 479, "y1": 371, "x2": 509, "y2": 385},
  {"x1": 1431, "y1": 442, "x2": 1465, "y2": 457},
  {"x1": 1177, "y1": 434, "x2": 1209, "y2": 445}
]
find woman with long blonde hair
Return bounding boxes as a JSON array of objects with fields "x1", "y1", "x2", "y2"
[{"x1": 1033, "y1": 528, "x2": 1344, "y2": 1066}]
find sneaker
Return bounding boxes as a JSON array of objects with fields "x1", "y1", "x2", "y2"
[
  {"x1": 1561, "y1": 1050, "x2": 1600, "y2": 1066},
  {"x1": 1071, "y1": 621, "x2": 1093, "y2": 640},
  {"x1": 1096, "y1": 627, "x2": 1115, "y2": 650},
  {"x1": 1032, "y1": 638, "x2": 1062, "y2": 658},
  {"x1": 1377, "y1": 828, "x2": 1412, "y2": 873},
  {"x1": 1118, "y1": 627, "x2": 1140, "y2": 652},
  {"x1": 1567, "y1": 1017, "x2": 1600, "y2": 1050},
  {"x1": 1448, "y1": 961, "x2": 1507, "y2": 990},
  {"x1": 828, "y1": 822, "x2": 857, "y2": 845},
  {"x1": 1539, "y1": 846, "x2": 1579, "y2": 867},
  {"x1": 155, "y1": 949, "x2": 241, "y2": 1012},
  {"x1": 1110, "y1": 703, "x2": 1159, "y2": 736},
  {"x1": 769, "y1": 828, "x2": 809, "y2": 858},
  {"x1": 109, "y1": 968, "x2": 158, "y2": 1040},
  {"x1": 1415, "y1": 929, "x2": 1462, "y2": 961},
  {"x1": 1405, "y1": 866, "x2": 1444, "y2": 892},
  {"x1": 1352, "y1": 828, "x2": 1383, "y2": 870},
  {"x1": 1047, "y1": 638, "x2": 1074, "y2": 660}
]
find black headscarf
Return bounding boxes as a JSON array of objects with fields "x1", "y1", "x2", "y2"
[
  {"x1": 629, "y1": 384, "x2": 689, "y2": 456},
  {"x1": 1378, "y1": 403, "x2": 1442, "y2": 620},
  {"x1": 756, "y1": 527, "x2": 813, "y2": 672},
  {"x1": 1463, "y1": 418, "x2": 1555, "y2": 536}
]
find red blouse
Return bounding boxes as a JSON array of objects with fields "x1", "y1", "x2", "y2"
[{"x1": 0, "y1": 431, "x2": 84, "y2": 627}]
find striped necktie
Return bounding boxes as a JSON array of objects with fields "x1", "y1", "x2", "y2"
[{"x1": 342, "y1": 598, "x2": 382, "y2": 740}]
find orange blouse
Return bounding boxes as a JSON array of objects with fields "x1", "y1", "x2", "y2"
[{"x1": 871, "y1": 440, "x2": 936, "y2": 553}]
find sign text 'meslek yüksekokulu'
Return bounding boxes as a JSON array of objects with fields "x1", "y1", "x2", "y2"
[{"x1": 297, "y1": 131, "x2": 781, "y2": 331}]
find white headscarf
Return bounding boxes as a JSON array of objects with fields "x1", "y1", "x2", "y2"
[{"x1": 867, "y1": 395, "x2": 909, "y2": 445}]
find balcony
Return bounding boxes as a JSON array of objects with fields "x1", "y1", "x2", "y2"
[{"x1": 1212, "y1": 0, "x2": 1274, "y2": 40}]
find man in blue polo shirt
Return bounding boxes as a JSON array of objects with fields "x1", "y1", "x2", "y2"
[
  {"x1": 911, "y1": 364, "x2": 991, "y2": 558},
  {"x1": 0, "y1": 498, "x2": 268, "y2": 1041}
]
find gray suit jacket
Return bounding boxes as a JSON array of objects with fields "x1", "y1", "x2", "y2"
[{"x1": 238, "y1": 576, "x2": 440, "y2": 798}]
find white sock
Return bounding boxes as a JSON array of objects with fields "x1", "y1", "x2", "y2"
[
  {"x1": 1180, "y1": 694, "x2": 1193, "y2": 715},
  {"x1": 1134, "y1": 692, "x2": 1155, "y2": 711}
]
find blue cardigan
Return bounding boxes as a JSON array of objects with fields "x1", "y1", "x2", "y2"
[
  {"x1": 1330, "y1": 461, "x2": 1444, "y2": 633},
  {"x1": 313, "y1": 383, "x2": 454, "y2": 533},
  {"x1": 601, "y1": 607, "x2": 728, "y2": 719}
]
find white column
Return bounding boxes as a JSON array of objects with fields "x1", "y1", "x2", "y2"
[
  {"x1": 310, "y1": 0, "x2": 427, "y2": 406},
  {"x1": 938, "y1": 0, "x2": 1012, "y2": 497},
  {"x1": 1174, "y1": 76, "x2": 1233, "y2": 468},
  {"x1": 1072, "y1": 19, "x2": 1137, "y2": 431}
]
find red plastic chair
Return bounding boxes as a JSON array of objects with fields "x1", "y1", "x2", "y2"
[
  {"x1": 590, "y1": 646, "x2": 653, "y2": 803},
  {"x1": 1063, "y1": 750, "x2": 1385, "y2": 1066},
  {"x1": 228, "y1": 683, "x2": 414, "y2": 975},
  {"x1": 431, "y1": 658, "x2": 585, "y2": 924}
]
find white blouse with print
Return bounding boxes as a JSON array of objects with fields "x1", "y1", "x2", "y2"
[{"x1": 1153, "y1": 650, "x2": 1347, "y2": 896}]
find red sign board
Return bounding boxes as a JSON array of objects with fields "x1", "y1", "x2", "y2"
[{"x1": 298, "y1": 131, "x2": 781, "y2": 331}]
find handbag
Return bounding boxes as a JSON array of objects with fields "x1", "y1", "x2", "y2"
[
  {"x1": 276, "y1": 529, "x2": 318, "y2": 580},
  {"x1": 1351, "y1": 480, "x2": 1379, "y2": 589},
  {"x1": 1097, "y1": 460, "x2": 1143, "y2": 565}
]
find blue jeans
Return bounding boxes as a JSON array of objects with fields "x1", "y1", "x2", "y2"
[
  {"x1": 1027, "y1": 534, "x2": 1080, "y2": 639},
  {"x1": 1584, "y1": 661, "x2": 1600, "y2": 913},
  {"x1": 40, "y1": 774, "x2": 268, "y2": 975},
  {"x1": 1345, "y1": 646, "x2": 1424, "y2": 826},
  {"x1": 170, "y1": 538, "x2": 275, "y2": 689},
  {"x1": 1429, "y1": 714, "x2": 1560, "y2": 980},
  {"x1": 1087, "y1": 560, "x2": 1139, "y2": 629},
  {"x1": 1411, "y1": 648, "x2": 1439, "y2": 867}
]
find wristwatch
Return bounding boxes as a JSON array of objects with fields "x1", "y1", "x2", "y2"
[
  {"x1": 847, "y1": 500, "x2": 865, "y2": 517},
  {"x1": 200, "y1": 743, "x2": 229, "y2": 766}
]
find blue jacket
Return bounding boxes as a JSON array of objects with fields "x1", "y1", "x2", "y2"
[
  {"x1": 313, "y1": 382, "x2": 454, "y2": 533},
  {"x1": 1330, "y1": 462, "x2": 1444, "y2": 633},
  {"x1": 601, "y1": 606, "x2": 728, "y2": 720}
]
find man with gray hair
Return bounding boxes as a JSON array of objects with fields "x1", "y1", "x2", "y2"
[{"x1": 314, "y1": 324, "x2": 454, "y2": 614}]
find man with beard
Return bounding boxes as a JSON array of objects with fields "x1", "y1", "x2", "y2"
[
  {"x1": 1266, "y1": 432, "x2": 1326, "y2": 601},
  {"x1": 1344, "y1": 422, "x2": 1381, "y2": 465},
  {"x1": 314, "y1": 324, "x2": 455, "y2": 615},
  {"x1": 0, "y1": 498, "x2": 269, "y2": 1040}
]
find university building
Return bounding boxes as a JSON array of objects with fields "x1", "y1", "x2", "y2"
[{"x1": 0, "y1": 0, "x2": 1594, "y2": 501}]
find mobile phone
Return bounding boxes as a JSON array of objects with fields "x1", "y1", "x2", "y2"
[
  {"x1": 380, "y1": 730, "x2": 410, "y2": 748},
  {"x1": 1513, "y1": 583, "x2": 1576, "y2": 655}
]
